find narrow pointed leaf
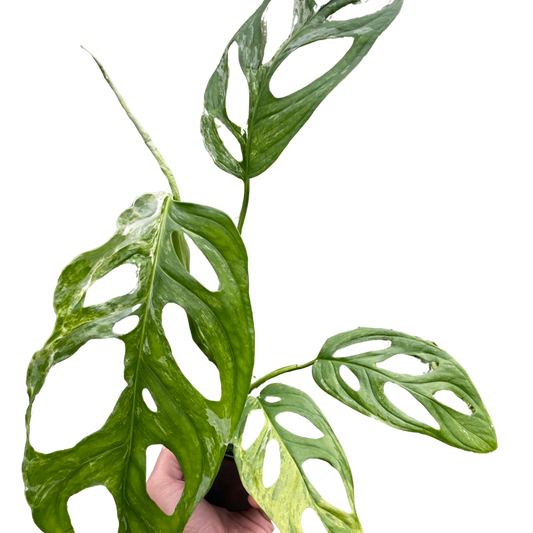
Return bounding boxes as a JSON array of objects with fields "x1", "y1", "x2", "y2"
[
  {"x1": 233, "y1": 383, "x2": 363, "y2": 533},
  {"x1": 24, "y1": 192, "x2": 254, "y2": 532},
  {"x1": 201, "y1": 0, "x2": 403, "y2": 179},
  {"x1": 313, "y1": 328, "x2": 497, "y2": 453}
]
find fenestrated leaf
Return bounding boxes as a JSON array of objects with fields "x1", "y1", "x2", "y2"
[
  {"x1": 312, "y1": 328, "x2": 497, "y2": 453},
  {"x1": 23, "y1": 192, "x2": 254, "y2": 532},
  {"x1": 233, "y1": 383, "x2": 363, "y2": 533},
  {"x1": 202, "y1": 0, "x2": 403, "y2": 179}
]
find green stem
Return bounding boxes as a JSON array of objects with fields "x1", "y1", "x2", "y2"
[
  {"x1": 82, "y1": 46, "x2": 181, "y2": 201},
  {"x1": 237, "y1": 179, "x2": 250, "y2": 233},
  {"x1": 249, "y1": 358, "x2": 316, "y2": 393}
]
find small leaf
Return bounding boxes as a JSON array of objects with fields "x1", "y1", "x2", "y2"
[
  {"x1": 201, "y1": 0, "x2": 403, "y2": 179},
  {"x1": 312, "y1": 328, "x2": 497, "y2": 453},
  {"x1": 24, "y1": 193, "x2": 254, "y2": 532},
  {"x1": 233, "y1": 383, "x2": 363, "y2": 533}
]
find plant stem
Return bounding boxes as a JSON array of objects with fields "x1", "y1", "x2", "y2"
[
  {"x1": 237, "y1": 179, "x2": 250, "y2": 233},
  {"x1": 81, "y1": 46, "x2": 181, "y2": 201},
  {"x1": 249, "y1": 358, "x2": 316, "y2": 393}
]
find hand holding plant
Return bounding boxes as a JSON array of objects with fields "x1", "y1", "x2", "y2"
[
  {"x1": 17, "y1": 0, "x2": 499, "y2": 533},
  {"x1": 147, "y1": 448, "x2": 273, "y2": 533}
]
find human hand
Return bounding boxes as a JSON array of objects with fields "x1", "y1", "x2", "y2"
[{"x1": 146, "y1": 447, "x2": 274, "y2": 533}]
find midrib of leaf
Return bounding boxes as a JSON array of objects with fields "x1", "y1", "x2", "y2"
[{"x1": 122, "y1": 195, "x2": 171, "y2": 508}]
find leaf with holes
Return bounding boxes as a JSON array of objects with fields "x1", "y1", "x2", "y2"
[
  {"x1": 312, "y1": 328, "x2": 497, "y2": 453},
  {"x1": 23, "y1": 192, "x2": 254, "y2": 532},
  {"x1": 233, "y1": 383, "x2": 362, "y2": 533},
  {"x1": 202, "y1": 0, "x2": 403, "y2": 179}
]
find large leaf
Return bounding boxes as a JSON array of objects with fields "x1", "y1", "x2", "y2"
[
  {"x1": 23, "y1": 192, "x2": 254, "y2": 532},
  {"x1": 313, "y1": 328, "x2": 497, "y2": 453},
  {"x1": 233, "y1": 383, "x2": 363, "y2": 533},
  {"x1": 202, "y1": 0, "x2": 403, "y2": 179}
]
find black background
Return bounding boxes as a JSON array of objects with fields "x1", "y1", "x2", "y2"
[{"x1": 18, "y1": 0, "x2": 502, "y2": 533}]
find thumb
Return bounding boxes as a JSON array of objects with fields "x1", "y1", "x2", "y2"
[
  {"x1": 248, "y1": 495, "x2": 261, "y2": 508},
  {"x1": 247, "y1": 495, "x2": 272, "y2": 524}
]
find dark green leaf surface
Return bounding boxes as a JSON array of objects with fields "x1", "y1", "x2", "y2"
[
  {"x1": 313, "y1": 328, "x2": 497, "y2": 453},
  {"x1": 202, "y1": 0, "x2": 403, "y2": 179},
  {"x1": 233, "y1": 384, "x2": 363, "y2": 533},
  {"x1": 23, "y1": 193, "x2": 254, "y2": 532}
]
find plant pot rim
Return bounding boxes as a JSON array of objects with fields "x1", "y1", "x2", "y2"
[{"x1": 224, "y1": 441, "x2": 234, "y2": 459}]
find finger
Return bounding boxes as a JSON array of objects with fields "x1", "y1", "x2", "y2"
[
  {"x1": 152, "y1": 447, "x2": 185, "y2": 482},
  {"x1": 248, "y1": 495, "x2": 260, "y2": 508},
  {"x1": 247, "y1": 496, "x2": 271, "y2": 522}
]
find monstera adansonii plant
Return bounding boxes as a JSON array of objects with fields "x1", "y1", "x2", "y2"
[{"x1": 23, "y1": 1, "x2": 497, "y2": 532}]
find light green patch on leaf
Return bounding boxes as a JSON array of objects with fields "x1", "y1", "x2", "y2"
[{"x1": 233, "y1": 383, "x2": 363, "y2": 533}]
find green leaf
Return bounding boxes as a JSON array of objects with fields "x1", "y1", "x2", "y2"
[
  {"x1": 23, "y1": 192, "x2": 254, "y2": 532},
  {"x1": 312, "y1": 328, "x2": 497, "y2": 453},
  {"x1": 233, "y1": 383, "x2": 363, "y2": 533},
  {"x1": 201, "y1": 0, "x2": 403, "y2": 179}
]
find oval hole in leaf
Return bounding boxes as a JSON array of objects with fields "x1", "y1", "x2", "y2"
[
  {"x1": 147, "y1": 447, "x2": 184, "y2": 515},
  {"x1": 143, "y1": 389, "x2": 157, "y2": 413},
  {"x1": 379, "y1": 356, "x2": 431, "y2": 373},
  {"x1": 184, "y1": 234, "x2": 220, "y2": 292},
  {"x1": 433, "y1": 390, "x2": 475, "y2": 415},
  {"x1": 262, "y1": 439, "x2": 281, "y2": 488},
  {"x1": 384, "y1": 382, "x2": 440, "y2": 430},
  {"x1": 264, "y1": 396, "x2": 281, "y2": 403},
  {"x1": 147, "y1": 446, "x2": 159, "y2": 479},
  {"x1": 220, "y1": 130, "x2": 240, "y2": 159},
  {"x1": 116, "y1": 318, "x2": 135, "y2": 332},
  {"x1": 31, "y1": 338, "x2": 125, "y2": 453},
  {"x1": 84, "y1": 263, "x2": 138, "y2": 307},
  {"x1": 68, "y1": 486, "x2": 118, "y2": 533},
  {"x1": 337, "y1": 342, "x2": 389, "y2": 355},
  {"x1": 266, "y1": 0, "x2": 284, "y2": 56},
  {"x1": 335, "y1": 0, "x2": 390, "y2": 18},
  {"x1": 302, "y1": 459, "x2": 351, "y2": 513},
  {"x1": 301, "y1": 507, "x2": 328, "y2": 533},
  {"x1": 341, "y1": 368, "x2": 361, "y2": 390},
  {"x1": 242, "y1": 409, "x2": 266, "y2": 450},
  {"x1": 275, "y1": 412, "x2": 324, "y2": 439},
  {"x1": 272, "y1": 40, "x2": 350, "y2": 95},
  {"x1": 162, "y1": 303, "x2": 221, "y2": 401},
  {"x1": 228, "y1": 47, "x2": 246, "y2": 123}
]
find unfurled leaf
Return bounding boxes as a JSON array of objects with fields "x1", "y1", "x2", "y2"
[
  {"x1": 313, "y1": 328, "x2": 497, "y2": 453},
  {"x1": 233, "y1": 383, "x2": 363, "y2": 533},
  {"x1": 23, "y1": 193, "x2": 254, "y2": 532},
  {"x1": 202, "y1": 0, "x2": 403, "y2": 179}
]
